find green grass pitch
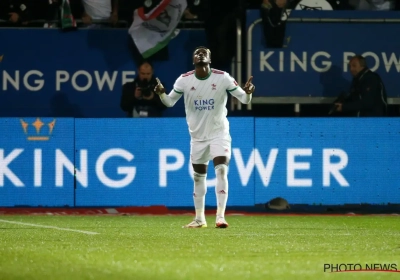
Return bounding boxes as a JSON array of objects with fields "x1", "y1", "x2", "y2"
[{"x1": 0, "y1": 215, "x2": 399, "y2": 280}]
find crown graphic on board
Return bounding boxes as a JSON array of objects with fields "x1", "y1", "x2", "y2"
[{"x1": 20, "y1": 118, "x2": 56, "y2": 141}]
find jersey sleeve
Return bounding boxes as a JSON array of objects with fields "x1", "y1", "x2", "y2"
[
  {"x1": 224, "y1": 72, "x2": 252, "y2": 104},
  {"x1": 159, "y1": 75, "x2": 185, "y2": 107},
  {"x1": 224, "y1": 72, "x2": 239, "y2": 92},
  {"x1": 173, "y1": 75, "x2": 185, "y2": 95}
]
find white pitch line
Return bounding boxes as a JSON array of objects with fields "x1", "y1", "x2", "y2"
[{"x1": 0, "y1": 219, "x2": 99, "y2": 235}]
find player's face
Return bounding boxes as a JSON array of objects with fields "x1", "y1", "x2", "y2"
[
  {"x1": 193, "y1": 48, "x2": 211, "y2": 66},
  {"x1": 349, "y1": 59, "x2": 363, "y2": 77},
  {"x1": 138, "y1": 64, "x2": 153, "y2": 81}
]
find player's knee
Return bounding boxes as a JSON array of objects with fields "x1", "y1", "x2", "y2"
[
  {"x1": 194, "y1": 172, "x2": 206, "y2": 183},
  {"x1": 215, "y1": 164, "x2": 228, "y2": 177},
  {"x1": 193, "y1": 172, "x2": 207, "y2": 196}
]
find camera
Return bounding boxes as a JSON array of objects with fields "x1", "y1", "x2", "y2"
[{"x1": 137, "y1": 79, "x2": 153, "y2": 97}]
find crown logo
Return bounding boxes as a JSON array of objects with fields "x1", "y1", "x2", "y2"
[
  {"x1": 20, "y1": 118, "x2": 56, "y2": 141},
  {"x1": 0, "y1": 55, "x2": 3, "y2": 62}
]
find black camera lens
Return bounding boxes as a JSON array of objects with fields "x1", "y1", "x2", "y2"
[
  {"x1": 141, "y1": 87, "x2": 152, "y2": 97},
  {"x1": 137, "y1": 79, "x2": 152, "y2": 97}
]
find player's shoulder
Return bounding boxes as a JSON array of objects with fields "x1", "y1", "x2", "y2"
[
  {"x1": 180, "y1": 70, "x2": 195, "y2": 78},
  {"x1": 211, "y1": 68, "x2": 226, "y2": 75},
  {"x1": 212, "y1": 69, "x2": 233, "y2": 81}
]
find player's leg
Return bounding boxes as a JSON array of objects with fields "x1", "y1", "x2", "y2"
[
  {"x1": 211, "y1": 137, "x2": 231, "y2": 228},
  {"x1": 192, "y1": 163, "x2": 208, "y2": 224},
  {"x1": 183, "y1": 140, "x2": 210, "y2": 228}
]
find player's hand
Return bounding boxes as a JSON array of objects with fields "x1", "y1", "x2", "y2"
[
  {"x1": 243, "y1": 76, "x2": 255, "y2": 95},
  {"x1": 154, "y1": 78, "x2": 165, "y2": 95}
]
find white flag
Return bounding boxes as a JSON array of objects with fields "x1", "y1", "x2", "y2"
[{"x1": 129, "y1": 0, "x2": 187, "y2": 58}]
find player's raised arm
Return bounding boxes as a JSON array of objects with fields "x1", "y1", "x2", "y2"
[
  {"x1": 243, "y1": 76, "x2": 255, "y2": 95},
  {"x1": 154, "y1": 78, "x2": 165, "y2": 94},
  {"x1": 226, "y1": 74, "x2": 255, "y2": 104},
  {"x1": 154, "y1": 77, "x2": 183, "y2": 107}
]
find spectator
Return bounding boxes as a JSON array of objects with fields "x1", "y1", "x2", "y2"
[
  {"x1": 349, "y1": 0, "x2": 395, "y2": 10},
  {"x1": 78, "y1": 0, "x2": 119, "y2": 28},
  {"x1": 201, "y1": 0, "x2": 238, "y2": 70},
  {"x1": 183, "y1": 8, "x2": 199, "y2": 20},
  {"x1": 28, "y1": 0, "x2": 61, "y2": 28},
  {"x1": 116, "y1": 0, "x2": 139, "y2": 24},
  {"x1": 335, "y1": 55, "x2": 388, "y2": 117},
  {"x1": 183, "y1": 0, "x2": 202, "y2": 20},
  {"x1": 260, "y1": 0, "x2": 287, "y2": 48},
  {"x1": 259, "y1": 0, "x2": 356, "y2": 48},
  {"x1": 120, "y1": 61, "x2": 167, "y2": 117},
  {"x1": 0, "y1": 0, "x2": 31, "y2": 26}
]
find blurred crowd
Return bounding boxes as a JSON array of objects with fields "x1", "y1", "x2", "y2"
[
  {"x1": 0, "y1": 0, "x2": 398, "y2": 68},
  {"x1": 247, "y1": 0, "x2": 399, "y2": 10},
  {"x1": 0, "y1": 0, "x2": 237, "y2": 67},
  {"x1": 0, "y1": 0, "x2": 210, "y2": 28},
  {"x1": 1, "y1": 0, "x2": 398, "y2": 118},
  {"x1": 1, "y1": 0, "x2": 398, "y2": 28}
]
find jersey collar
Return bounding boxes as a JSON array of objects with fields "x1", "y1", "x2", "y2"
[{"x1": 195, "y1": 69, "x2": 212, "y2": 80}]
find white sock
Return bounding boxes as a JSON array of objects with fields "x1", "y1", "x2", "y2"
[
  {"x1": 193, "y1": 172, "x2": 207, "y2": 221},
  {"x1": 215, "y1": 164, "x2": 228, "y2": 218}
]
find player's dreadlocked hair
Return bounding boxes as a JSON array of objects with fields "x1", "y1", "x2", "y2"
[{"x1": 193, "y1": 46, "x2": 211, "y2": 57}]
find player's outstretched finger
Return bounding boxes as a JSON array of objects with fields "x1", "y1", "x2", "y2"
[
  {"x1": 156, "y1": 78, "x2": 161, "y2": 85},
  {"x1": 246, "y1": 76, "x2": 253, "y2": 85}
]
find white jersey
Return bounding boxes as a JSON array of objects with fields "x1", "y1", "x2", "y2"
[{"x1": 160, "y1": 69, "x2": 252, "y2": 141}]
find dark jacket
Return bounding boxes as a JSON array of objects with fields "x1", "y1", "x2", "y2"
[
  {"x1": 342, "y1": 68, "x2": 388, "y2": 117},
  {"x1": 120, "y1": 77, "x2": 166, "y2": 118}
]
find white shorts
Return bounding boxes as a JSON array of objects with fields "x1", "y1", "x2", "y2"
[{"x1": 190, "y1": 136, "x2": 232, "y2": 165}]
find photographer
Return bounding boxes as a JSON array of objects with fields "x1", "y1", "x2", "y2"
[
  {"x1": 120, "y1": 61, "x2": 166, "y2": 117},
  {"x1": 335, "y1": 55, "x2": 388, "y2": 117}
]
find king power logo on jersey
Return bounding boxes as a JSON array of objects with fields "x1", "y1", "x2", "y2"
[{"x1": 194, "y1": 98, "x2": 214, "y2": 111}]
